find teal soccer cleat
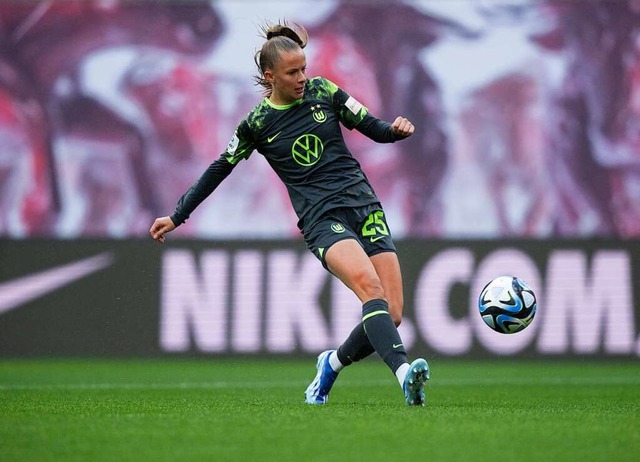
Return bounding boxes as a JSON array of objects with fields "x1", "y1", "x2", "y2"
[
  {"x1": 403, "y1": 358, "x2": 430, "y2": 406},
  {"x1": 304, "y1": 350, "x2": 339, "y2": 404}
]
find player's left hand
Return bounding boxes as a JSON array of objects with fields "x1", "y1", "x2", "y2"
[{"x1": 391, "y1": 116, "x2": 415, "y2": 138}]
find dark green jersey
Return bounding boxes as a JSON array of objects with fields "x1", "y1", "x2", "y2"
[
  {"x1": 171, "y1": 77, "x2": 402, "y2": 232},
  {"x1": 225, "y1": 77, "x2": 379, "y2": 230}
]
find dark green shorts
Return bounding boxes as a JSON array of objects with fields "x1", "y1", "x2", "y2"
[{"x1": 303, "y1": 205, "x2": 397, "y2": 268}]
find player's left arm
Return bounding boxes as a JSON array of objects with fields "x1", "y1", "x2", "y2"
[
  {"x1": 325, "y1": 78, "x2": 414, "y2": 143},
  {"x1": 355, "y1": 113, "x2": 414, "y2": 143},
  {"x1": 390, "y1": 116, "x2": 415, "y2": 138}
]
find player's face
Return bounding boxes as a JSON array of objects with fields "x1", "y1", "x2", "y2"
[{"x1": 266, "y1": 48, "x2": 307, "y2": 105}]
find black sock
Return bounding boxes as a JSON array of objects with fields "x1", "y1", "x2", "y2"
[
  {"x1": 336, "y1": 323, "x2": 375, "y2": 366},
  {"x1": 361, "y1": 299, "x2": 407, "y2": 373}
]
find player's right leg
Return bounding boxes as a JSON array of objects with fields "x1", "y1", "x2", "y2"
[
  {"x1": 303, "y1": 216, "x2": 371, "y2": 404},
  {"x1": 304, "y1": 349, "x2": 339, "y2": 404}
]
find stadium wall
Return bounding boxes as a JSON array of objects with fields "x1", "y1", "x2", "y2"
[
  {"x1": 1, "y1": 238, "x2": 638, "y2": 358},
  {"x1": 2, "y1": 1, "x2": 640, "y2": 359}
]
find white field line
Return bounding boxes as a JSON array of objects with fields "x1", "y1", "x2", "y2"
[{"x1": 1, "y1": 375, "x2": 640, "y2": 391}]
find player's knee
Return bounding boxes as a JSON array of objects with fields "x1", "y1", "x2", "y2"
[{"x1": 355, "y1": 271, "x2": 385, "y2": 301}]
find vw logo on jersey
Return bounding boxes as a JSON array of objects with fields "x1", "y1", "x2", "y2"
[{"x1": 292, "y1": 134, "x2": 324, "y2": 166}]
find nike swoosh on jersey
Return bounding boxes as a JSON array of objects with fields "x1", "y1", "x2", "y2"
[
  {"x1": 0, "y1": 252, "x2": 114, "y2": 315},
  {"x1": 267, "y1": 131, "x2": 282, "y2": 143},
  {"x1": 370, "y1": 236, "x2": 386, "y2": 243}
]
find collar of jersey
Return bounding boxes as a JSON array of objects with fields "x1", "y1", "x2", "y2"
[{"x1": 265, "y1": 97, "x2": 304, "y2": 110}]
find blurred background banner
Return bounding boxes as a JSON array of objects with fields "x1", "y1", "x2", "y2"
[
  {"x1": 1, "y1": 0, "x2": 640, "y2": 239},
  {"x1": 1, "y1": 238, "x2": 638, "y2": 358},
  {"x1": 1, "y1": 0, "x2": 639, "y2": 357}
]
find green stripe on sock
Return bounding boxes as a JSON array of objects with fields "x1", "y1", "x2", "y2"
[{"x1": 362, "y1": 310, "x2": 389, "y2": 322}]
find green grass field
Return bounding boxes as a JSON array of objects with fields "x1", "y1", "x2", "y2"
[{"x1": 1, "y1": 358, "x2": 638, "y2": 462}]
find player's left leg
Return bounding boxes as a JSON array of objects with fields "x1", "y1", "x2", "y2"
[
  {"x1": 370, "y1": 252, "x2": 403, "y2": 326},
  {"x1": 306, "y1": 238, "x2": 389, "y2": 404},
  {"x1": 324, "y1": 239, "x2": 429, "y2": 405},
  {"x1": 331, "y1": 250, "x2": 404, "y2": 366},
  {"x1": 330, "y1": 251, "x2": 404, "y2": 378},
  {"x1": 304, "y1": 211, "x2": 428, "y2": 405},
  {"x1": 369, "y1": 251, "x2": 430, "y2": 405}
]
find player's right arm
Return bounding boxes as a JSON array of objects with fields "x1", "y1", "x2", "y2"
[
  {"x1": 150, "y1": 216, "x2": 176, "y2": 243},
  {"x1": 169, "y1": 156, "x2": 236, "y2": 226},
  {"x1": 149, "y1": 157, "x2": 235, "y2": 243},
  {"x1": 149, "y1": 122, "x2": 256, "y2": 243}
]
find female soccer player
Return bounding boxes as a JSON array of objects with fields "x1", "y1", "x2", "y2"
[{"x1": 149, "y1": 21, "x2": 430, "y2": 406}]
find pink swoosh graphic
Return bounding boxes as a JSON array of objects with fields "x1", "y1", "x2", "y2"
[{"x1": 0, "y1": 252, "x2": 114, "y2": 315}]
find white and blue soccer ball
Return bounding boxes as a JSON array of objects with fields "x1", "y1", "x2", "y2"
[{"x1": 478, "y1": 276, "x2": 537, "y2": 334}]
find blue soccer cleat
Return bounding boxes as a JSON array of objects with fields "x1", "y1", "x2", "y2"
[
  {"x1": 403, "y1": 358, "x2": 430, "y2": 406},
  {"x1": 304, "y1": 350, "x2": 339, "y2": 404}
]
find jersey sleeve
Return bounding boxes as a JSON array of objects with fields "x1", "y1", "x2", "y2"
[
  {"x1": 221, "y1": 119, "x2": 257, "y2": 165},
  {"x1": 355, "y1": 113, "x2": 403, "y2": 143},
  {"x1": 319, "y1": 77, "x2": 402, "y2": 142},
  {"x1": 321, "y1": 77, "x2": 370, "y2": 130},
  {"x1": 170, "y1": 156, "x2": 235, "y2": 225},
  {"x1": 170, "y1": 119, "x2": 257, "y2": 226}
]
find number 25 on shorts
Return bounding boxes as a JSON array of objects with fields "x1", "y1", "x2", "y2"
[{"x1": 362, "y1": 211, "x2": 389, "y2": 243}]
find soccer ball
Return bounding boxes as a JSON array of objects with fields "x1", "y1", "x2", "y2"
[{"x1": 478, "y1": 276, "x2": 537, "y2": 334}]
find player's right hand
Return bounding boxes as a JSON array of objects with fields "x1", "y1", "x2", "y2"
[{"x1": 150, "y1": 216, "x2": 176, "y2": 243}]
